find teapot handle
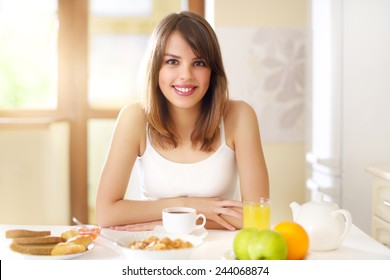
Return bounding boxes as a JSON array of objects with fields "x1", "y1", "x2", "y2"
[{"x1": 332, "y1": 209, "x2": 352, "y2": 243}]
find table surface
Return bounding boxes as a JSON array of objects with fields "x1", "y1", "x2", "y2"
[{"x1": 1, "y1": 224, "x2": 390, "y2": 260}]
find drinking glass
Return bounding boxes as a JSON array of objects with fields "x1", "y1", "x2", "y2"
[{"x1": 243, "y1": 198, "x2": 271, "y2": 230}]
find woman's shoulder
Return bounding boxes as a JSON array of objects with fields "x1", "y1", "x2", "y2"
[
  {"x1": 224, "y1": 100, "x2": 259, "y2": 142},
  {"x1": 114, "y1": 102, "x2": 147, "y2": 154},
  {"x1": 225, "y1": 99, "x2": 258, "y2": 123},
  {"x1": 118, "y1": 102, "x2": 147, "y2": 123},
  {"x1": 121, "y1": 101, "x2": 145, "y2": 114},
  {"x1": 115, "y1": 102, "x2": 147, "y2": 135}
]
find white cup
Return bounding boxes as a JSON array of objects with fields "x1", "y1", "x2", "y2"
[{"x1": 162, "y1": 207, "x2": 206, "y2": 234}]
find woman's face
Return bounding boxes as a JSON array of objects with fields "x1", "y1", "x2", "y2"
[{"x1": 158, "y1": 31, "x2": 211, "y2": 112}]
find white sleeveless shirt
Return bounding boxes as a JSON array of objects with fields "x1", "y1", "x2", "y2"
[{"x1": 135, "y1": 120, "x2": 238, "y2": 200}]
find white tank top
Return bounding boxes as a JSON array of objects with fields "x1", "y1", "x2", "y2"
[{"x1": 136, "y1": 120, "x2": 238, "y2": 200}]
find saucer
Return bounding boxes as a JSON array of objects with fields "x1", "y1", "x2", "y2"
[
  {"x1": 153, "y1": 226, "x2": 208, "y2": 239},
  {"x1": 17, "y1": 244, "x2": 95, "y2": 260},
  {"x1": 221, "y1": 249, "x2": 237, "y2": 260}
]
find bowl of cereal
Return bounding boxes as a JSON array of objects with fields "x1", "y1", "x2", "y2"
[{"x1": 116, "y1": 231, "x2": 204, "y2": 260}]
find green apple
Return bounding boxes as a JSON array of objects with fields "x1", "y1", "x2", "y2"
[
  {"x1": 233, "y1": 228, "x2": 259, "y2": 260},
  {"x1": 248, "y1": 230, "x2": 288, "y2": 260}
]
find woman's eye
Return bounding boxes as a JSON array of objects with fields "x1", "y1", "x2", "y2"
[
  {"x1": 194, "y1": 60, "x2": 207, "y2": 67},
  {"x1": 166, "y1": 59, "x2": 178, "y2": 65}
]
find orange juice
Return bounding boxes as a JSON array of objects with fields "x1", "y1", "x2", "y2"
[{"x1": 243, "y1": 199, "x2": 271, "y2": 230}]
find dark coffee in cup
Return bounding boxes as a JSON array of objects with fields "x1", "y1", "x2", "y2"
[{"x1": 162, "y1": 207, "x2": 206, "y2": 234}]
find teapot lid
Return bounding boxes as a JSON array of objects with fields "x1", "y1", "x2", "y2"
[{"x1": 314, "y1": 192, "x2": 325, "y2": 202}]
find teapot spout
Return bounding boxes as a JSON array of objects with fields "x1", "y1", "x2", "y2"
[{"x1": 289, "y1": 202, "x2": 301, "y2": 221}]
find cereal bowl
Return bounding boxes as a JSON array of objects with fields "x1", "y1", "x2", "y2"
[{"x1": 116, "y1": 231, "x2": 203, "y2": 260}]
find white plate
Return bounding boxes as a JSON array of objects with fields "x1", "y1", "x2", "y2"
[
  {"x1": 117, "y1": 231, "x2": 203, "y2": 260},
  {"x1": 152, "y1": 225, "x2": 208, "y2": 239},
  {"x1": 222, "y1": 249, "x2": 237, "y2": 260},
  {"x1": 18, "y1": 244, "x2": 95, "y2": 260}
]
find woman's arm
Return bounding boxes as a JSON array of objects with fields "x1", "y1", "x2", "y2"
[
  {"x1": 96, "y1": 103, "x2": 166, "y2": 227},
  {"x1": 227, "y1": 100, "x2": 269, "y2": 202},
  {"x1": 182, "y1": 100, "x2": 269, "y2": 231},
  {"x1": 110, "y1": 203, "x2": 243, "y2": 231}
]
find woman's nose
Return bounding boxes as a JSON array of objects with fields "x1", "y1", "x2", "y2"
[{"x1": 179, "y1": 64, "x2": 193, "y2": 80}]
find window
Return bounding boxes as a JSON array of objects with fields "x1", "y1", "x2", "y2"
[
  {"x1": 89, "y1": 0, "x2": 156, "y2": 109},
  {"x1": 0, "y1": 0, "x2": 58, "y2": 109}
]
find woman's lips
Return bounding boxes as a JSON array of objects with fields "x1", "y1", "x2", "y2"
[{"x1": 173, "y1": 85, "x2": 197, "y2": 96}]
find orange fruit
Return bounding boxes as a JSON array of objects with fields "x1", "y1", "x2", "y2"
[{"x1": 273, "y1": 221, "x2": 309, "y2": 260}]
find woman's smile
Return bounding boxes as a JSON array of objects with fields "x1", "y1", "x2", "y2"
[{"x1": 173, "y1": 85, "x2": 197, "y2": 96}]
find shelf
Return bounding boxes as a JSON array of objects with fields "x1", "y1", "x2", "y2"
[{"x1": 366, "y1": 163, "x2": 390, "y2": 181}]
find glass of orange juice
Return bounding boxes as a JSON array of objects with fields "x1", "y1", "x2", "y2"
[{"x1": 243, "y1": 198, "x2": 271, "y2": 230}]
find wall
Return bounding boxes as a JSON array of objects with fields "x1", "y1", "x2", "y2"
[
  {"x1": 342, "y1": 0, "x2": 390, "y2": 234},
  {"x1": 214, "y1": 0, "x2": 308, "y2": 224},
  {"x1": 0, "y1": 122, "x2": 70, "y2": 225}
]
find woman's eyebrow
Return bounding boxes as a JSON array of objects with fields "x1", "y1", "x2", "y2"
[
  {"x1": 164, "y1": 53, "x2": 181, "y2": 58},
  {"x1": 164, "y1": 53, "x2": 201, "y2": 60}
]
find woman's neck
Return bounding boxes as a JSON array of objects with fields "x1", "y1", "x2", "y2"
[{"x1": 168, "y1": 106, "x2": 200, "y2": 141}]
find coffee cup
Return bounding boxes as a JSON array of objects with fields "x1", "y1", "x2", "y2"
[{"x1": 162, "y1": 207, "x2": 206, "y2": 234}]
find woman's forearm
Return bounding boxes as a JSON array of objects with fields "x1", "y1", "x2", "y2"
[
  {"x1": 96, "y1": 197, "x2": 186, "y2": 227},
  {"x1": 97, "y1": 196, "x2": 243, "y2": 230}
]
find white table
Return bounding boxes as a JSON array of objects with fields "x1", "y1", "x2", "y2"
[{"x1": 1, "y1": 224, "x2": 390, "y2": 260}]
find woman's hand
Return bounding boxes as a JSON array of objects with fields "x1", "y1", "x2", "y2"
[
  {"x1": 184, "y1": 197, "x2": 243, "y2": 230},
  {"x1": 110, "y1": 220, "x2": 162, "y2": 231}
]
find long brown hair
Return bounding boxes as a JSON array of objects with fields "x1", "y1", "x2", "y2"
[{"x1": 142, "y1": 11, "x2": 228, "y2": 152}]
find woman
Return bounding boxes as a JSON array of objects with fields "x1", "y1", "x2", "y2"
[{"x1": 96, "y1": 11, "x2": 269, "y2": 231}]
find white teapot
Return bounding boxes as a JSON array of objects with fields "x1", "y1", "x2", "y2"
[{"x1": 290, "y1": 193, "x2": 352, "y2": 251}]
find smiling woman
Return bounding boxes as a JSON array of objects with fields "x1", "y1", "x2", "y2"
[{"x1": 95, "y1": 11, "x2": 269, "y2": 232}]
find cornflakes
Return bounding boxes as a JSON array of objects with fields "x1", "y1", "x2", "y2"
[{"x1": 128, "y1": 236, "x2": 193, "y2": 250}]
